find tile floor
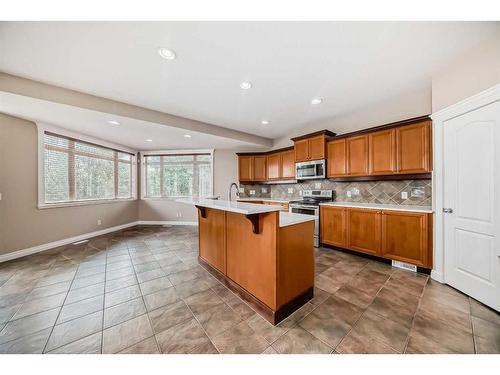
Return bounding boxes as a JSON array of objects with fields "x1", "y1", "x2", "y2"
[{"x1": 1, "y1": 225, "x2": 499, "y2": 354}]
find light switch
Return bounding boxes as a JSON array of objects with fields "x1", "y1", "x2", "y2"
[
  {"x1": 346, "y1": 191, "x2": 352, "y2": 198},
  {"x1": 315, "y1": 182, "x2": 322, "y2": 189},
  {"x1": 401, "y1": 191, "x2": 408, "y2": 200},
  {"x1": 261, "y1": 187, "x2": 268, "y2": 194}
]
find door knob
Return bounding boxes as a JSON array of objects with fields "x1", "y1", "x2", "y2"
[{"x1": 443, "y1": 208, "x2": 453, "y2": 213}]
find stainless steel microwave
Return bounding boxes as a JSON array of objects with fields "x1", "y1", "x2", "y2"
[{"x1": 295, "y1": 159, "x2": 326, "y2": 180}]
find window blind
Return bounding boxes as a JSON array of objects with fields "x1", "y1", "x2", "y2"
[
  {"x1": 144, "y1": 153, "x2": 212, "y2": 198},
  {"x1": 43, "y1": 132, "x2": 134, "y2": 204}
]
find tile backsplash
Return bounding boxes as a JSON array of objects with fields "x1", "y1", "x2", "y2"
[{"x1": 240, "y1": 179, "x2": 432, "y2": 206}]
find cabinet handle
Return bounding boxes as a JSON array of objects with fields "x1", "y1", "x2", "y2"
[{"x1": 443, "y1": 208, "x2": 453, "y2": 214}]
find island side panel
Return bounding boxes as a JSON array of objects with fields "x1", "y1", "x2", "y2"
[
  {"x1": 198, "y1": 208, "x2": 226, "y2": 274},
  {"x1": 277, "y1": 221, "x2": 315, "y2": 308},
  {"x1": 225, "y1": 211, "x2": 279, "y2": 310}
]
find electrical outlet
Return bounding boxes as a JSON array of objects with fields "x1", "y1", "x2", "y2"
[
  {"x1": 249, "y1": 190, "x2": 256, "y2": 195},
  {"x1": 352, "y1": 188, "x2": 360, "y2": 196},
  {"x1": 287, "y1": 188, "x2": 294, "y2": 194},
  {"x1": 346, "y1": 191, "x2": 352, "y2": 198},
  {"x1": 238, "y1": 187, "x2": 244, "y2": 193},
  {"x1": 97, "y1": 219, "x2": 102, "y2": 226},
  {"x1": 401, "y1": 191, "x2": 408, "y2": 200},
  {"x1": 262, "y1": 187, "x2": 268, "y2": 194},
  {"x1": 315, "y1": 182, "x2": 322, "y2": 189}
]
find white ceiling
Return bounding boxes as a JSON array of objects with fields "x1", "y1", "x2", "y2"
[
  {"x1": 0, "y1": 92, "x2": 267, "y2": 151},
  {"x1": 1, "y1": 21, "x2": 499, "y2": 142}
]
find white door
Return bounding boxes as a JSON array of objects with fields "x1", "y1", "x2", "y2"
[{"x1": 444, "y1": 100, "x2": 500, "y2": 311}]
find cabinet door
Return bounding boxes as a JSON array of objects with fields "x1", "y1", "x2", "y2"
[
  {"x1": 266, "y1": 153, "x2": 281, "y2": 180},
  {"x1": 347, "y1": 135, "x2": 369, "y2": 176},
  {"x1": 347, "y1": 208, "x2": 381, "y2": 255},
  {"x1": 238, "y1": 156, "x2": 253, "y2": 181},
  {"x1": 381, "y1": 211, "x2": 431, "y2": 267},
  {"x1": 327, "y1": 139, "x2": 347, "y2": 177},
  {"x1": 253, "y1": 156, "x2": 267, "y2": 181},
  {"x1": 320, "y1": 206, "x2": 347, "y2": 247},
  {"x1": 396, "y1": 121, "x2": 431, "y2": 173},
  {"x1": 294, "y1": 139, "x2": 309, "y2": 162},
  {"x1": 281, "y1": 150, "x2": 296, "y2": 179},
  {"x1": 198, "y1": 208, "x2": 226, "y2": 273},
  {"x1": 369, "y1": 129, "x2": 396, "y2": 175},
  {"x1": 308, "y1": 135, "x2": 326, "y2": 160}
]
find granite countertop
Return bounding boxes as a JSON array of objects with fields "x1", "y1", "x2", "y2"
[
  {"x1": 237, "y1": 197, "x2": 300, "y2": 203},
  {"x1": 319, "y1": 201, "x2": 433, "y2": 213},
  {"x1": 176, "y1": 198, "x2": 315, "y2": 227}
]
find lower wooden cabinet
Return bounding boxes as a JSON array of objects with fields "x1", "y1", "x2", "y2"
[
  {"x1": 321, "y1": 206, "x2": 432, "y2": 268},
  {"x1": 381, "y1": 211, "x2": 432, "y2": 267},
  {"x1": 320, "y1": 206, "x2": 346, "y2": 247},
  {"x1": 347, "y1": 208, "x2": 381, "y2": 255},
  {"x1": 198, "y1": 208, "x2": 226, "y2": 273}
]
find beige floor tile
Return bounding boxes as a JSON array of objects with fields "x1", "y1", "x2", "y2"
[
  {"x1": 0, "y1": 308, "x2": 59, "y2": 345},
  {"x1": 173, "y1": 278, "x2": 211, "y2": 299},
  {"x1": 184, "y1": 289, "x2": 225, "y2": 316},
  {"x1": 0, "y1": 327, "x2": 51, "y2": 354},
  {"x1": 155, "y1": 318, "x2": 211, "y2": 353},
  {"x1": 337, "y1": 329, "x2": 398, "y2": 354},
  {"x1": 148, "y1": 300, "x2": 193, "y2": 334},
  {"x1": 65, "y1": 282, "x2": 104, "y2": 305},
  {"x1": 12, "y1": 293, "x2": 66, "y2": 320},
  {"x1": 143, "y1": 286, "x2": 181, "y2": 311},
  {"x1": 211, "y1": 321, "x2": 268, "y2": 354},
  {"x1": 470, "y1": 298, "x2": 500, "y2": 326},
  {"x1": 119, "y1": 336, "x2": 159, "y2": 354},
  {"x1": 104, "y1": 297, "x2": 146, "y2": 329},
  {"x1": 105, "y1": 284, "x2": 141, "y2": 308},
  {"x1": 196, "y1": 303, "x2": 243, "y2": 338},
  {"x1": 272, "y1": 327, "x2": 332, "y2": 354},
  {"x1": 334, "y1": 285, "x2": 375, "y2": 309},
  {"x1": 48, "y1": 332, "x2": 102, "y2": 354},
  {"x1": 102, "y1": 314, "x2": 153, "y2": 353},
  {"x1": 58, "y1": 295, "x2": 104, "y2": 324},
  {"x1": 139, "y1": 276, "x2": 172, "y2": 296}
]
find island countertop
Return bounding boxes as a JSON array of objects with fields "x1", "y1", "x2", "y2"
[{"x1": 176, "y1": 198, "x2": 315, "y2": 227}]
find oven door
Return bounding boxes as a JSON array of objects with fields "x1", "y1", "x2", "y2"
[
  {"x1": 295, "y1": 160, "x2": 325, "y2": 180},
  {"x1": 289, "y1": 205, "x2": 319, "y2": 238}
]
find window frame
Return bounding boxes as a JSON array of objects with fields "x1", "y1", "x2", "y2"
[
  {"x1": 140, "y1": 149, "x2": 214, "y2": 200},
  {"x1": 37, "y1": 123, "x2": 138, "y2": 209}
]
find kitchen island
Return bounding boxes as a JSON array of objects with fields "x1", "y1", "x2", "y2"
[{"x1": 176, "y1": 198, "x2": 315, "y2": 324}]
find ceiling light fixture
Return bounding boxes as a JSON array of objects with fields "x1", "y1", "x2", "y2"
[
  {"x1": 240, "y1": 81, "x2": 252, "y2": 90},
  {"x1": 158, "y1": 48, "x2": 176, "y2": 60},
  {"x1": 183, "y1": 134, "x2": 192, "y2": 138},
  {"x1": 145, "y1": 139, "x2": 153, "y2": 142},
  {"x1": 311, "y1": 98, "x2": 323, "y2": 105},
  {"x1": 107, "y1": 120, "x2": 120, "y2": 125},
  {"x1": 261, "y1": 120, "x2": 270, "y2": 125}
]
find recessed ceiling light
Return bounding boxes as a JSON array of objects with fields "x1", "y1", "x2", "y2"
[
  {"x1": 107, "y1": 120, "x2": 120, "y2": 125},
  {"x1": 158, "y1": 48, "x2": 176, "y2": 60},
  {"x1": 311, "y1": 98, "x2": 323, "y2": 105},
  {"x1": 240, "y1": 81, "x2": 252, "y2": 90},
  {"x1": 261, "y1": 120, "x2": 270, "y2": 125},
  {"x1": 145, "y1": 139, "x2": 153, "y2": 142},
  {"x1": 183, "y1": 134, "x2": 192, "y2": 138}
]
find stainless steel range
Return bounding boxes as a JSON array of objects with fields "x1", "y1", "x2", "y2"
[{"x1": 289, "y1": 190, "x2": 333, "y2": 247}]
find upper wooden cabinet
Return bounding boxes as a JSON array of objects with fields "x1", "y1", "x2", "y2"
[
  {"x1": 347, "y1": 135, "x2": 369, "y2": 176},
  {"x1": 238, "y1": 148, "x2": 295, "y2": 182},
  {"x1": 327, "y1": 139, "x2": 347, "y2": 177},
  {"x1": 238, "y1": 156, "x2": 253, "y2": 181},
  {"x1": 281, "y1": 150, "x2": 296, "y2": 179},
  {"x1": 369, "y1": 129, "x2": 396, "y2": 175},
  {"x1": 347, "y1": 208, "x2": 382, "y2": 255},
  {"x1": 292, "y1": 131, "x2": 336, "y2": 162},
  {"x1": 320, "y1": 206, "x2": 347, "y2": 247},
  {"x1": 326, "y1": 117, "x2": 432, "y2": 179},
  {"x1": 381, "y1": 210, "x2": 432, "y2": 268},
  {"x1": 396, "y1": 121, "x2": 431, "y2": 174},
  {"x1": 266, "y1": 153, "x2": 281, "y2": 180}
]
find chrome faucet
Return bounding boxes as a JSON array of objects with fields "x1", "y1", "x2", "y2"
[{"x1": 228, "y1": 182, "x2": 240, "y2": 201}]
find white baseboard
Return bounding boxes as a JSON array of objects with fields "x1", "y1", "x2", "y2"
[
  {"x1": 0, "y1": 220, "x2": 197, "y2": 263},
  {"x1": 430, "y1": 270, "x2": 445, "y2": 283},
  {"x1": 137, "y1": 220, "x2": 198, "y2": 226}
]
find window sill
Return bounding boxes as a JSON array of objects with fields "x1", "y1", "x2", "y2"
[{"x1": 38, "y1": 198, "x2": 137, "y2": 209}]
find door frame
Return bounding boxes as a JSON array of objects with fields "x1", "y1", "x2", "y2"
[{"x1": 431, "y1": 83, "x2": 500, "y2": 283}]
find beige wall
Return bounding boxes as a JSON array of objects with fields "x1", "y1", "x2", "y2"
[
  {"x1": 0, "y1": 113, "x2": 138, "y2": 255},
  {"x1": 431, "y1": 34, "x2": 500, "y2": 112},
  {"x1": 137, "y1": 149, "x2": 238, "y2": 222}
]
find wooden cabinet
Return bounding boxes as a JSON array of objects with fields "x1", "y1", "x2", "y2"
[
  {"x1": 281, "y1": 150, "x2": 295, "y2": 179},
  {"x1": 253, "y1": 156, "x2": 267, "y2": 181},
  {"x1": 294, "y1": 139, "x2": 310, "y2": 162},
  {"x1": 198, "y1": 208, "x2": 226, "y2": 273},
  {"x1": 347, "y1": 135, "x2": 369, "y2": 176},
  {"x1": 369, "y1": 129, "x2": 396, "y2": 175},
  {"x1": 396, "y1": 121, "x2": 431, "y2": 174},
  {"x1": 294, "y1": 134, "x2": 331, "y2": 162},
  {"x1": 320, "y1": 206, "x2": 347, "y2": 247},
  {"x1": 320, "y1": 205, "x2": 433, "y2": 268},
  {"x1": 266, "y1": 153, "x2": 281, "y2": 180},
  {"x1": 327, "y1": 139, "x2": 347, "y2": 177},
  {"x1": 381, "y1": 210, "x2": 432, "y2": 268},
  {"x1": 238, "y1": 156, "x2": 253, "y2": 181},
  {"x1": 347, "y1": 208, "x2": 381, "y2": 255}
]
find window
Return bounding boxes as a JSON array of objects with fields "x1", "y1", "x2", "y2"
[
  {"x1": 42, "y1": 132, "x2": 135, "y2": 206},
  {"x1": 143, "y1": 152, "x2": 213, "y2": 198}
]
